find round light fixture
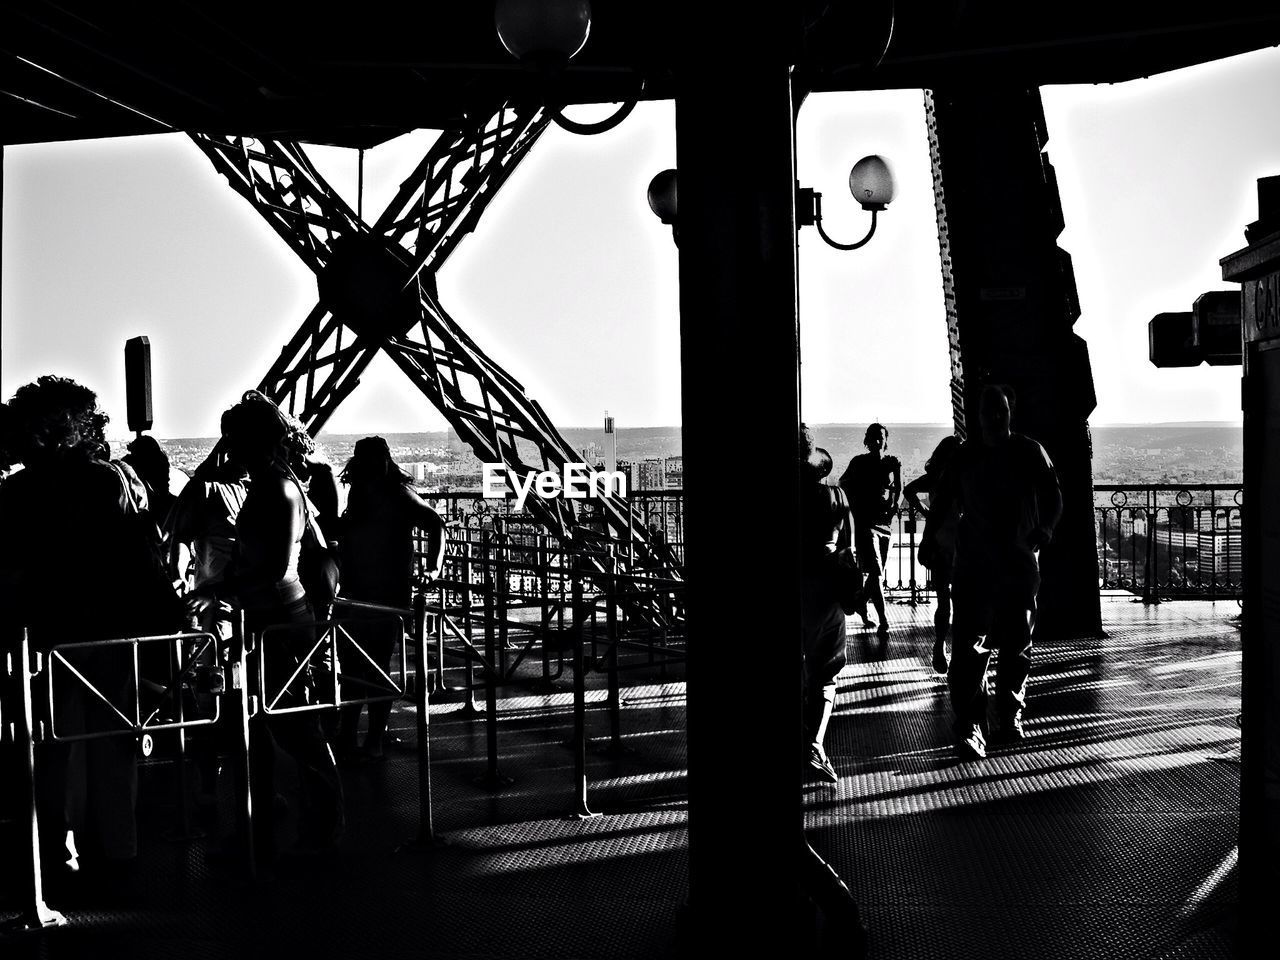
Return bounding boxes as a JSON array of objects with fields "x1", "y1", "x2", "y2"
[
  {"x1": 495, "y1": 0, "x2": 592, "y2": 69},
  {"x1": 647, "y1": 170, "x2": 678, "y2": 225},
  {"x1": 848, "y1": 155, "x2": 895, "y2": 211}
]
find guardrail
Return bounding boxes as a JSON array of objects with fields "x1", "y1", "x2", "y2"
[
  {"x1": 1, "y1": 610, "x2": 423, "y2": 927},
  {"x1": 1093, "y1": 484, "x2": 1242, "y2": 600},
  {"x1": 413, "y1": 483, "x2": 1244, "y2": 601}
]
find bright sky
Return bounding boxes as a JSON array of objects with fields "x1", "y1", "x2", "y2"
[{"x1": 3, "y1": 47, "x2": 1278, "y2": 438}]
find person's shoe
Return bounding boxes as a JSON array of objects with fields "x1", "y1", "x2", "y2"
[
  {"x1": 807, "y1": 744, "x2": 838, "y2": 784},
  {"x1": 998, "y1": 713, "x2": 1025, "y2": 742},
  {"x1": 931, "y1": 645, "x2": 949, "y2": 675},
  {"x1": 860, "y1": 617, "x2": 876, "y2": 630},
  {"x1": 956, "y1": 724, "x2": 986, "y2": 760},
  {"x1": 876, "y1": 621, "x2": 890, "y2": 639}
]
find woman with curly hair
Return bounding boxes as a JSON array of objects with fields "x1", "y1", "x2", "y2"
[
  {"x1": 184, "y1": 390, "x2": 343, "y2": 861},
  {"x1": 0, "y1": 375, "x2": 181, "y2": 887}
]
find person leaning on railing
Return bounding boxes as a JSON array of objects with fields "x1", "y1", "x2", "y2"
[{"x1": 0, "y1": 375, "x2": 183, "y2": 892}]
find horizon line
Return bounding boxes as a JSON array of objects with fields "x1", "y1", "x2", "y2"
[{"x1": 119, "y1": 419, "x2": 1245, "y2": 442}]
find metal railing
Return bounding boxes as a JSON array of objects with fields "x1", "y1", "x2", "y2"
[
  {"x1": 1094, "y1": 484, "x2": 1242, "y2": 600},
  {"x1": 412, "y1": 483, "x2": 1244, "y2": 602}
]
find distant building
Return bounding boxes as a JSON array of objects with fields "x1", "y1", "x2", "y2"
[
  {"x1": 638, "y1": 458, "x2": 667, "y2": 490},
  {"x1": 1197, "y1": 531, "x2": 1242, "y2": 582},
  {"x1": 665, "y1": 455, "x2": 683, "y2": 489},
  {"x1": 616, "y1": 459, "x2": 640, "y2": 491}
]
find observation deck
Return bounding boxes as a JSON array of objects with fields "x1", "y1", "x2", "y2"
[{"x1": 0, "y1": 594, "x2": 1242, "y2": 959}]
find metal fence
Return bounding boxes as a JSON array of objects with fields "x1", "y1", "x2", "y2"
[
  {"x1": 414, "y1": 484, "x2": 1243, "y2": 602},
  {"x1": 1093, "y1": 484, "x2": 1241, "y2": 599}
]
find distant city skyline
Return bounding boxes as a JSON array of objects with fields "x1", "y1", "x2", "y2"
[{"x1": 4, "y1": 48, "x2": 1277, "y2": 436}]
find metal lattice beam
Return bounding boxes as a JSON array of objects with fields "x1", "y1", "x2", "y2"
[{"x1": 190, "y1": 103, "x2": 682, "y2": 625}]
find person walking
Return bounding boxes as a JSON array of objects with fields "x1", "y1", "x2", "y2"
[
  {"x1": 838, "y1": 423, "x2": 901, "y2": 639},
  {"x1": 932, "y1": 385, "x2": 1062, "y2": 760}
]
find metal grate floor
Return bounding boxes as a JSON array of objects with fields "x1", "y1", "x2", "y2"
[{"x1": 0, "y1": 598, "x2": 1242, "y2": 959}]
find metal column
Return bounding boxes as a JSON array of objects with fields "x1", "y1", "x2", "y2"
[
  {"x1": 926, "y1": 86, "x2": 1102, "y2": 640},
  {"x1": 675, "y1": 46, "x2": 806, "y2": 946}
]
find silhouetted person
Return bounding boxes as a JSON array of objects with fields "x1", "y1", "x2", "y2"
[
  {"x1": 800, "y1": 425, "x2": 853, "y2": 784},
  {"x1": 184, "y1": 390, "x2": 343, "y2": 862},
  {"x1": 839, "y1": 423, "x2": 901, "y2": 639},
  {"x1": 167, "y1": 432, "x2": 250, "y2": 811},
  {"x1": 903, "y1": 435, "x2": 961, "y2": 675},
  {"x1": 123, "y1": 434, "x2": 177, "y2": 535},
  {"x1": 334, "y1": 436, "x2": 444, "y2": 761},
  {"x1": 0, "y1": 376, "x2": 181, "y2": 888},
  {"x1": 933, "y1": 385, "x2": 1062, "y2": 759}
]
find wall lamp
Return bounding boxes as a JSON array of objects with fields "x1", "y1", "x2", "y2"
[
  {"x1": 797, "y1": 155, "x2": 896, "y2": 251},
  {"x1": 495, "y1": 0, "x2": 637, "y2": 136},
  {"x1": 647, "y1": 168, "x2": 679, "y2": 243},
  {"x1": 645, "y1": 155, "x2": 895, "y2": 250}
]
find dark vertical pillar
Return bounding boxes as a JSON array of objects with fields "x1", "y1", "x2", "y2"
[
  {"x1": 675, "y1": 25, "x2": 806, "y2": 950},
  {"x1": 926, "y1": 87, "x2": 1101, "y2": 639},
  {"x1": 1221, "y1": 176, "x2": 1280, "y2": 955},
  {"x1": 1, "y1": 144, "x2": 4, "y2": 400}
]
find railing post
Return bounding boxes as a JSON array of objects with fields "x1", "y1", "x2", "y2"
[
  {"x1": 1142, "y1": 488, "x2": 1160, "y2": 605},
  {"x1": 164, "y1": 633, "x2": 200, "y2": 842},
  {"x1": 906, "y1": 505, "x2": 920, "y2": 606},
  {"x1": 231, "y1": 610, "x2": 257, "y2": 880},
  {"x1": 410, "y1": 589, "x2": 438, "y2": 847},
  {"x1": 570, "y1": 539, "x2": 598, "y2": 819},
  {"x1": 495, "y1": 519, "x2": 511, "y2": 662},
  {"x1": 605, "y1": 547, "x2": 623, "y2": 754},
  {"x1": 475, "y1": 531, "x2": 511, "y2": 789},
  {"x1": 460, "y1": 545, "x2": 479, "y2": 715},
  {"x1": 8, "y1": 631, "x2": 65, "y2": 930},
  {"x1": 538, "y1": 534, "x2": 553, "y2": 687}
]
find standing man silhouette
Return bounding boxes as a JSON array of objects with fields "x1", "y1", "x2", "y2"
[{"x1": 934, "y1": 385, "x2": 1062, "y2": 759}]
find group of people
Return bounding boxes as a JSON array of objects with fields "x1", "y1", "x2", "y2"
[
  {"x1": 0, "y1": 375, "x2": 445, "y2": 889},
  {"x1": 801, "y1": 384, "x2": 1063, "y2": 783}
]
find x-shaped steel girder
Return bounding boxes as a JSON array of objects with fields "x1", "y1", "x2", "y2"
[{"x1": 189, "y1": 103, "x2": 682, "y2": 627}]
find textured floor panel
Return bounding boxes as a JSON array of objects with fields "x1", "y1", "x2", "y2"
[{"x1": 0, "y1": 599, "x2": 1245, "y2": 959}]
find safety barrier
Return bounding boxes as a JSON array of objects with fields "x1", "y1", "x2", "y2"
[
  {"x1": 2, "y1": 608, "x2": 425, "y2": 927},
  {"x1": 3, "y1": 537, "x2": 686, "y2": 925},
  {"x1": 415, "y1": 527, "x2": 686, "y2": 817}
]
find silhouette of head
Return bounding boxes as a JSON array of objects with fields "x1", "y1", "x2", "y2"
[
  {"x1": 5, "y1": 375, "x2": 109, "y2": 467},
  {"x1": 342, "y1": 435, "x2": 409, "y2": 488},
  {"x1": 220, "y1": 390, "x2": 313, "y2": 472},
  {"x1": 979, "y1": 385, "x2": 1014, "y2": 444},
  {"x1": 925, "y1": 435, "x2": 961, "y2": 475},
  {"x1": 799, "y1": 423, "x2": 833, "y2": 481},
  {"x1": 125, "y1": 434, "x2": 171, "y2": 492},
  {"x1": 864, "y1": 423, "x2": 888, "y2": 454}
]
